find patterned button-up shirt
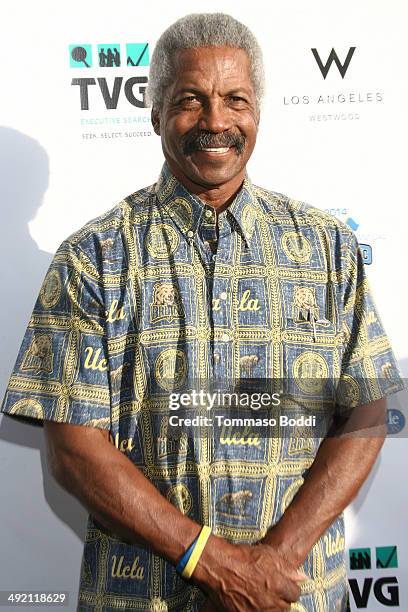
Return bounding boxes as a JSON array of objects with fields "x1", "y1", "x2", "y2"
[{"x1": 1, "y1": 161, "x2": 403, "y2": 611}]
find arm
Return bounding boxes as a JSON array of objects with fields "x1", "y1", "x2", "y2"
[
  {"x1": 44, "y1": 421, "x2": 305, "y2": 611},
  {"x1": 262, "y1": 398, "x2": 386, "y2": 566},
  {"x1": 44, "y1": 421, "x2": 202, "y2": 561}
]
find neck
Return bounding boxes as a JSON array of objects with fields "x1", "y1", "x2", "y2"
[{"x1": 166, "y1": 162, "x2": 246, "y2": 213}]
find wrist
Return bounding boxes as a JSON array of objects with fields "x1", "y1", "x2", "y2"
[
  {"x1": 262, "y1": 527, "x2": 305, "y2": 568},
  {"x1": 191, "y1": 533, "x2": 233, "y2": 593}
]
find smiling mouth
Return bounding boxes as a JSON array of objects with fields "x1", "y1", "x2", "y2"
[
  {"x1": 200, "y1": 147, "x2": 230, "y2": 152},
  {"x1": 195, "y1": 147, "x2": 232, "y2": 155}
]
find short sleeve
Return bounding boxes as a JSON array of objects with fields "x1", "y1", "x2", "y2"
[
  {"x1": 337, "y1": 233, "x2": 404, "y2": 409},
  {"x1": 1, "y1": 240, "x2": 111, "y2": 430}
]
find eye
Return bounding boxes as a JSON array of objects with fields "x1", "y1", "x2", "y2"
[
  {"x1": 178, "y1": 95, "x2": 201, "y2": 108},
  {"x1": 228, "y1": 96, "x2": 248, "y2": 107}
]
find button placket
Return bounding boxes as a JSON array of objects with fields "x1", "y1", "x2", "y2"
[{"x1": 211, "y1": 221, "x2": 232, "y2": 379}]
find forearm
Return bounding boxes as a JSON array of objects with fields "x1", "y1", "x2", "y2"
[
  {"x1": 263, "y1": 399, "x2": 386, "y2": 566},
  {"x1": 44, "y1": 421, "x2": 306, "y2": 607},
  {"x1": 45, "y1": 423, "x2": 203, "y2": 566}
]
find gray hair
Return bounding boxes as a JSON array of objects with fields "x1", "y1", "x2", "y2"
[{"x1": 147, "y1": 13, "x2": 265, "y2": 111}]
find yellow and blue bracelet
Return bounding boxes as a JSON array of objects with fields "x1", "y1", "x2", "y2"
[{"x1": 176, "y1": 526, "x2": 212, "y2": 579}]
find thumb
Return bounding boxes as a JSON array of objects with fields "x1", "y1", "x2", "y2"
[{"x1": 295, "y1": 570, "x2": 308, "y2": 581}]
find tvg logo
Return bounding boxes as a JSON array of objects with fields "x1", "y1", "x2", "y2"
[
  {"x1": 349, "y1": 577, "x2": 399, "y2": 608},
  {"x1": 69, "y1": 43, "x2": 150, "y2": 109},
  {"x1": 71, "y1": 77, "x2": 148, "y2": 110}
]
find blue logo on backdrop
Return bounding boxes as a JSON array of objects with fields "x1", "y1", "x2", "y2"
[
  {"x1": 359, "y1": 243, "x2": 372, "y2": 265},
  {"x1": 387, "y1": 409, "x2": 405, "y2": 434},
  {"x1": 344, "y1": 218, "x2": 372, "y2": 265},
  {"x1": 346, "y1": 217, "x2": 359, "y2": 232}
]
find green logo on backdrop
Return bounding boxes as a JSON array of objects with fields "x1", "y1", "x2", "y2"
[
  {"x1": 376, "y1": 546, "x2": 398, "y2": 569},
  {"x1": 349, "y1": 548, "x2": 371, "y2": 570},
  {"x1": 126, "y1": 43, "x2": 149, "y2": 66},
  {"x1": 69, "y1": 45, "x2": 92, "y2": 68},
  {"x1": 97, "y1": 44, "x2": 121, "y2": 67}
]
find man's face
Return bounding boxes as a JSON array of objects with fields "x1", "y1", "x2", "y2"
[{"x1": 152, "y1": 46, "x2": 260, "y2": 190}]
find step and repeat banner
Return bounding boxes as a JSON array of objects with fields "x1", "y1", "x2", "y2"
[{"x1": 1, "y1": 1, "x2": 407, "y2": 610}]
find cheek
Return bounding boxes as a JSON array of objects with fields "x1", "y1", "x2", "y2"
[
  {"x1": 162, "y1": 125, "x2": 186, "y2": 153},
  {"x1": 238, "y1": 114, "x2": 258, "y2": 136}
]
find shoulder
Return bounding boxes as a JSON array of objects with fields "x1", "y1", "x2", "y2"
[
  {"x1": 253, "y1": 183, "x2": 358, "y2": 247},
  {"x1": 55, "y1": 182, "x2": 157, "y2": 264}
]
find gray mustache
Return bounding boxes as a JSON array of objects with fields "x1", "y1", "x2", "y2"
[{"x1": 182, "y1": 131, "x2": 246, "y2": 155}]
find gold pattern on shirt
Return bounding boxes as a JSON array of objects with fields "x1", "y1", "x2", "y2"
[
  {"x1": 111, "y1": 554, "x2": 145, "y2": 580},
  {"x1": 220, "y1": 424, "x2": 261, "y2": 447},
  {"x1": 238, "y1": 289, "x2": 260, "y2": 312},
  {"x1": 84, "y1": 346, "x2": 109, "y2": 372},
  {"x1": 100, "y1": 238, "x2": 114, "y2": 260},
  {"x1": 324, "y1": 529, "x2": 345, "y2": 558},
  {"x1": 216, "y1": 490, "x2": 253, "y2": 518},
  {"x1": 166, "y1": 197, "x2": 193, "y2": 232},
  {"x1": 157, "y1": 416, "x2": 188, "y2": 458},
  {"x1": 39, "y1": 269, "x2": 62, "y2": 309},
  {"x1": 288, "y1": 426, "x2": 316, "y2": 456},
  {"x1": 149, "y1": 598, "x2": 168, "y2": 612},
  {"x1": 9, "y1": 398, "x2": 44, "y2": 419},
  {"x1": 166, "y1": 483, "x2": 192, "y2": 515},
  {"x1": 241, "y1": 203, "x2": 257, "y2": 239},
  {"x1": 150, "y1": 283, "x2": 184, "y2": 323},
  {"x1": 21, "y1": 334, "x2": 54, "y2": 373},
  {"x1": 155, "y1": 348, "x2": 187, "y2": 391},
  {"x1": 293, "y1": 352, "x2": 329, "y2": 393},
  {"x1": 239, "y1": 354, "x2": 259, "y2": 376},
  {"x1": 145, "y1": 223, "x2": 179, "y2": 259},
  {"x1": 106, "y1": 299, "x2": 127, "y2": 323},
  {"x1": 293, "y1": 286, "x2": 319, "y2": 322},
  {"x1": 337, "y1": 373, "x2": 360, "y2": 408},
  {"x1": 281, "y1": 231, "x2": 312, "y2": 263}
]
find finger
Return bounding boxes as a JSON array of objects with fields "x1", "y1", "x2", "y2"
[
  {"x1": 200, "y1": 599, "x2": 218, "y2": 612},
  {"x1": 266, "y1": 599, "x2": 292, "y2": 611},
  {"x1": 278, "y1": 579, "x2": 302, "y2": 604},
  {"x1": 285, "y1": 567, "x2": 308, "y2": 582}
]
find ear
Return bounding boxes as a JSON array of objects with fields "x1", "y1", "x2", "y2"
[
  {"x1": 255, "y1": 107, "x2": 261, "y2": 130},
  {"x1": 151, "y1": 107, "x2": 161, "y2": 135}
]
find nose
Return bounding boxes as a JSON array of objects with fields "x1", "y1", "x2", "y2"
[{"x1": 197, "y1": 98, "x2": 232, "y2": 133}]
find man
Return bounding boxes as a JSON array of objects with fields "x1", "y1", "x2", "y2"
[{"x1": 1, "y1": 12, "x2": 403, "y2": 612}]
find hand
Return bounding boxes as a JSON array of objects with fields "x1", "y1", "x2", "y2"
[
  {"x1": 200, "y1": 599, "x2": 218, "y2": 611},
  {"x1": 194, "y1": 538, "x2": 307, "y2": 611}
]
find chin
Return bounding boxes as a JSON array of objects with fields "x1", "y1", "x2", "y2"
[{"x1": 192, "y1": 168, "x2": 237, "y2": 186}]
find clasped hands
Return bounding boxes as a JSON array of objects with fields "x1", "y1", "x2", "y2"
[{"x1": 195, "y1": 533, "x2": 307, "y2": 612}]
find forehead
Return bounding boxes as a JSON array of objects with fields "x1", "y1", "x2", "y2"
[{"x1": 170, "y1": 46, "x2": 254, "y2": 93}]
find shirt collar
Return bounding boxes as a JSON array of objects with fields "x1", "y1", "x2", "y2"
[{"x1": 154, "y1": 161, "x2": 261, "y2": 247}]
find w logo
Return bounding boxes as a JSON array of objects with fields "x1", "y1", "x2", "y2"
[{"x1": 311, "y1": 47, "x2": 356, "y2": 79}]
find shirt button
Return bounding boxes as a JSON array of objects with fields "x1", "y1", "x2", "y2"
[
  {"x1": 187, "y1": 230, "x2": 194, "y2": 238},
  {"x1": 220, "y1": 291, "x2": 228, "y2": 300},
  {"x1": 205, "y1": 209, "x2": 213, "y2": 219},
  {"x1": 221, "y1": 332, "x2": 230, "y2": 342}
]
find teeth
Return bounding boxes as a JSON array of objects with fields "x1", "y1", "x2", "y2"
[{"x1": 200, "y1": 147, "x2": 230, "y2": 153}]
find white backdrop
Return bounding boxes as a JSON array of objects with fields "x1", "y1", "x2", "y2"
[{"x1": 1, "y1": 1, "x2": 407, "y2": 610}]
